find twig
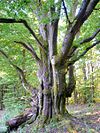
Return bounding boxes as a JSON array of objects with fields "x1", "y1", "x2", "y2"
[
  {"x1": 62, "y1": 0, "x2": 71, "y2": 24},
  {"x1": 80, "y1": 28, "x2": 100, "y2": 44}
]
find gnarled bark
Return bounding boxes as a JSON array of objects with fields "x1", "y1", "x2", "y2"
[
  {"x1": 6, "y1": 88, "x2": 39, "y2": 131},
  {"x1": 66, "y1": 65, "x2": 76, "y2": 97},
  {"x1": 6, "y1": 108, "x2": 34, "y2": 131}
]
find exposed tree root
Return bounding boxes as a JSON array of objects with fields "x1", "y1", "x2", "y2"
[
  {"x1": 6, "y1": 108, "x2": 37, "y2": 131},
  {"x1": 28, "y1": 114, "x2": 75, "y2": 133},
  {"x1": 6, "y1": 109, "x2": 72, "y2": 132}
]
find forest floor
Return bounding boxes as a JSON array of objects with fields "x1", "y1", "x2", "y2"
[
  {"x1": 0, "y1": 103, "x2": 100, "y2": 133},
  {"x1": 66, "y1": 103, "x2": 100, "y2": 133},
  {"x1": 35, "y1": 103, "x2": 100, "y2": 133}
]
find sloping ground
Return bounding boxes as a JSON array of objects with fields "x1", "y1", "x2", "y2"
[
  {"x1": 0, "y1": 110, "x2": 7, "y2": 133},
  {"x1": 67, "y1": 103, "x2": 100, "y2": 133},
  {"x1": 0, "y1": 104, "x2": 100, "y2": 133},
  {"x1": 22, "y1": 103, "x2": 100, "y2": 133}
]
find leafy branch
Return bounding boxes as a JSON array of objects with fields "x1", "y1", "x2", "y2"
[
  {"x1": 80, "y1": 28, "x2": 100, "y2": 44},
  {"x1": 0, "y1": 49, "x2": 34, "y2": 92},
  {"x1": 14, "y1": 41, "x2": 41, "y2": 64},
  {"x1": 68, "y1": 40, "x2": 100, "y2": 66},
  {"x1": 59, "y1": 0, "x2": 99, "y2": 64},
  {"x1": 69, "y1": 28, "x2": 100, "y2": 57},
  {"x1": 0, "y1": 18, "x2": 46, "y2": 52}
]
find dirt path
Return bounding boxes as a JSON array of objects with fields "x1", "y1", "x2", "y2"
[
  {"x1": 0, "y1": 104, "x2": 100, "y2": 133},
  {"x1": 67, "y1": 103, "x2": 100, "y2": 132},
  {"x1": 23, "y1": 103, "x2": 100, "y2": 133}
]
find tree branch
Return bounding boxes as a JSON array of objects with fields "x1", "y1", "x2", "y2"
[
  {"x1": 68, "y1": 40, "x2": 100, "y2": 66},
  {"x1": 38, "y1": 0, "x2": 42, "y2": 5},
  {"x1": 67, "y1": 28, "x2": 100, "y2": 57},
  {"x1": 0, "y1": 49, "x2": 34, "y2": 92},
  {"x1": 76, "y1": 0, "x2": 90, "y2": 21},
  {"x1": 0, "y1": 18, "x2": 46, "y2": 52},
  {"x1": 0, "y1": 49, "x2": 9, "y2": 59},
  {"x1": 83, "y1": 0, "x2": 99, "y2": 20},
  {"x1": 14, "y1": 41, "x2": 41, "y2": 64},
  {"x1": 80, "y1": 28, "x2": 100, "y2": 44},
  {"x1": 71, "y1": 0, "x2": 99, "y2": 34},
  {"x1": 94, "y1": 8, "x2": 100, "y2": 10},
  {"x1": 67, "y1": 46, "x2": 77, "y2": 58},
  {"x1": 62, "y1": 0, "x2": 71, "y2": 24},
  {"x1": 58, "y1": 0, "x2": 99, "y2": 65}
]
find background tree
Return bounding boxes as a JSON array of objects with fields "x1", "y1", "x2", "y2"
[{"x1": 68, "y1": 47, "x2": 100, "y2": 104}]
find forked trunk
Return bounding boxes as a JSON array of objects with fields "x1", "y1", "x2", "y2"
[
  {"x1": 37, "y1": 56, "x2": 67, "y2": 119},
  {"x1": 51, "y1": 58, "x2": 66, "y2": 115}
]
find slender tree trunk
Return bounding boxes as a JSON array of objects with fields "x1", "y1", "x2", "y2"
[
  {"x1": 83, "y1": 63, "x2": 88, "y2": 103},
  {"x1": 66, "y1": 98, "x2": 69, "y2": 105},
  {"x1": 74, "y1": 90, "x2": 78, "y2": 104},
  {"x1": 0, "y1": 85, "x2": 4, "y2": 110},
  {"x1": 90, "y1": 62, "x2": 95, "y2": 103}
]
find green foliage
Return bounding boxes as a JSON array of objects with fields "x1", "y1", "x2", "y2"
[{"x1": 0, "y1": 83, "x2": 30, "y2": 132}]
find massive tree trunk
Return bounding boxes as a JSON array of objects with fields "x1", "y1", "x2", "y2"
[
  {"x1": 52, "y1": 63, "x2": 66, "y2": 115},
  {"x1": 0, "y1": 0, "x2": 99, "y2": 131}
]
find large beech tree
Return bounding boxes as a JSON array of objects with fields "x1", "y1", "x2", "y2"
[{"x1": 0, "y1": 0, "x2": 100, "y2": 130}]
